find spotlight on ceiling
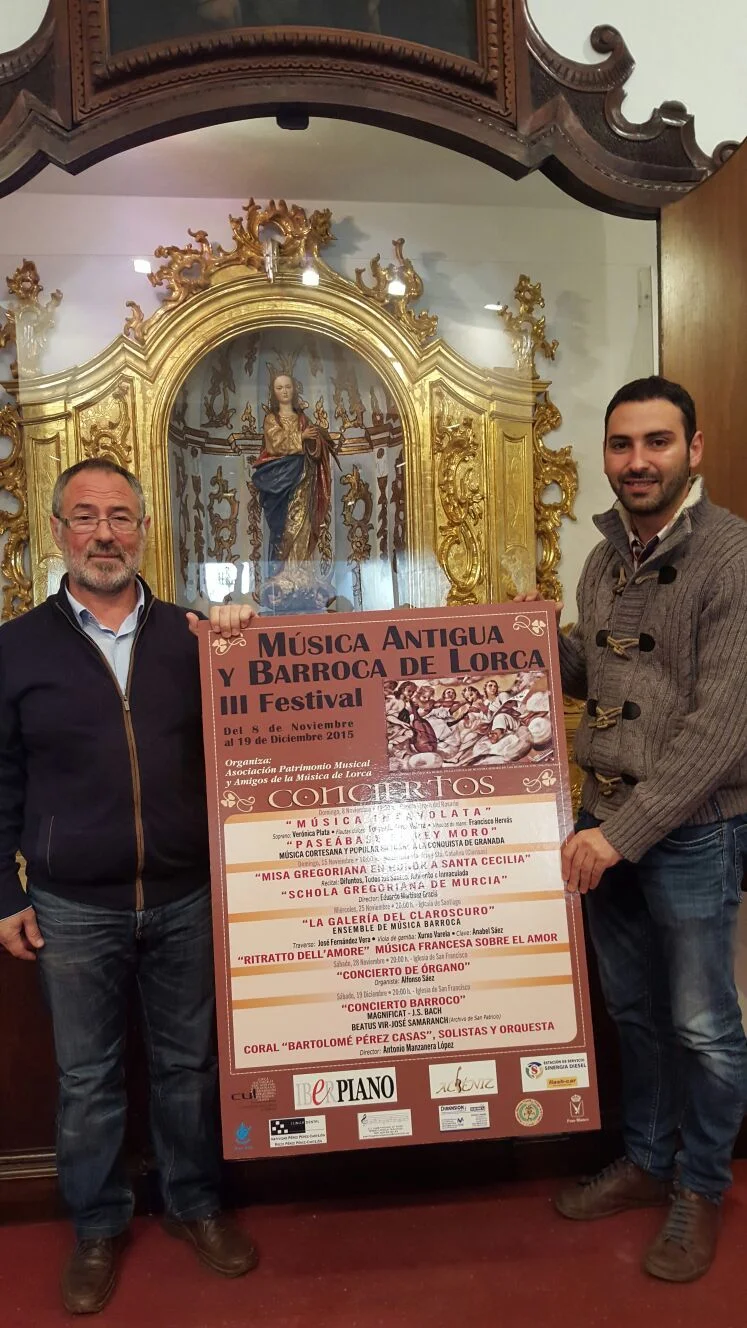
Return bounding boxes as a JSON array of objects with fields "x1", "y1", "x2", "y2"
[{"x1": 133, "y1": 258, "x2": 152, "y2": 274}]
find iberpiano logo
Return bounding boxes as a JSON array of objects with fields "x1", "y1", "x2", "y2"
[{"x1": 293, "y1": 1068, "x2": 398, "y2": 1110}]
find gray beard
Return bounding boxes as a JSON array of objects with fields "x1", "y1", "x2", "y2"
[{"x1": 63, "y1": 542, "x2": 143, "y2": 594}]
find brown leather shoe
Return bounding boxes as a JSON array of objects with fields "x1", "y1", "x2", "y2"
[
  {"x1": 554, "y1": 1157, "x2": 672, "y2": 1220},
  {"x1": 644, "y1": 1188, "x2": 721, "y2": 1282},
  {"x1": 61, "y1": 1237, "x2": 122, "y2": 1315},
  {"x1": 163, "y1": 1212, "x2": 259, "y2": 1277}
]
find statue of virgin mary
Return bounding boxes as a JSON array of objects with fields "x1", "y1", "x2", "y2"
[{"x1": 251, "y1": 371, "x2": 338, "y2": 604}]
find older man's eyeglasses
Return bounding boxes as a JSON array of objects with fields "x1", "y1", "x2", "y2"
[{"x1": 59, "y1": 514, "x2": 143, "y2": 535}]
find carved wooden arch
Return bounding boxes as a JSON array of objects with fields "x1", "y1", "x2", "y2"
[{"x1": 0, "y1": 1, "x2": 738, "y2": 216}]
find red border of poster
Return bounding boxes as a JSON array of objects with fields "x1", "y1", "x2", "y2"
[{"x1": 199, "y1": 603, "x2": 600, "y2": 1159}]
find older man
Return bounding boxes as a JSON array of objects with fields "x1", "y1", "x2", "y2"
[
  {"x1": 518, "y1": 376, "x2": 747, "y2": 1283},
  {"x1": 0, "y1": 458, "x2": 255, "y2": 1314}
]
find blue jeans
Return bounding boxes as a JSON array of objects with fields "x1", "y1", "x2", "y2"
[
  {"x1": 30, "y1": 884, "x2": 222, "y2": 1239},
  {"x1": 579, "y1": 810, "x2": 747, "y2": 1199}
]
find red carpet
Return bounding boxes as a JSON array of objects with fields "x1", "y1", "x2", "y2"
[{"x1": 1, "y1": 1164, "x2": 745, "y2": 1327}]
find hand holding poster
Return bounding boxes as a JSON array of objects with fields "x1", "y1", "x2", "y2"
[{"x1": 199, "y1": 603, "x2": 599, "y2": 1158}]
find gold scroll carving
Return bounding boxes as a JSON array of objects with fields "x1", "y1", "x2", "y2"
[
  {"x1": 0, "y1": 260, "x2": 62, "y2": 380},
  {"x1": 534, "y1": 395, "x2": 578, "y2": 603},
  {"x1": 492, "y1": 274, "x2": 578, "y2": 601},
  {"x1": 123, "y1": 300, "x2": 146, "y2": 344},
  {"x1": 0, "y1": 260, "x2": 63, "y2": 620},
  {"x1": 207, "y1": 465, "x2": 239, "y2": 564},
  {"x1": 78, "y1": 381, "x2": 135, "y2": 470},
  {"x1": 432, "y1": 394, "x2": 485, "y2": 606},
  {"x1": 0, "y1": 405, "x2": 33, "y2": 619},
  {"x1": 340, "y1": 466, "x2": 374, "y2": 611},
  {"x1": 355, "y1": 239, "x2": 438, "y2": 347},
  {"x1": 146, "y1": 201, "x2": 334, "y2": 311}
]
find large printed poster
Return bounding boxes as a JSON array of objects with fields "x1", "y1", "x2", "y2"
[{"x1": 200, "y1": 604, "x2": 600, "y2": 1159}]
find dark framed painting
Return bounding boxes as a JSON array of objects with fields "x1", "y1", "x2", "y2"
[{"x1": 105, "y1": 0, "x2": 480, "y2": 62}]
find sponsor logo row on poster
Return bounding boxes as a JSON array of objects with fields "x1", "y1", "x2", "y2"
[
  {"x1": 290, "y1": 1053, "x2": 589, "y2": 1108},
  {"x1": 265, "y1": 1105, "x2": 487, "y2": 1148},
  {"x1": 234, "y1": 1053, "x2": 591, "y2": 1149}
]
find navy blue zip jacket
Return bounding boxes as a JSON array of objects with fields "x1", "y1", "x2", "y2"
[{"x1": 0, "y1": 577, "x2": 210, "y2": 918}]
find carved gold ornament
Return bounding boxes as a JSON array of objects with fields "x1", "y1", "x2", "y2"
[
  {"x1": 207, "y1": 465, "x2": 239, "y2": 564},
  {"x1": 0, "y1": 404, "x2": 33, "y2": 619},
  {"x1": 123, "y1": 300, "x2": 146, "y2": 344},
  {"x1": 202, "y1": 345, "x2": 236, "y2": 430},
  {"x1": 491, "y1": 274, "x2": 577, "y2": 601},
  {"x1": 317, "y1": 513, "x2": 333, "y2": 582},
  {"x1": 391, "y1": 449, "x2": 406, "y2": 573},
  {"x1": 192, "y1": 474, "x2": 206, "y2": 569},
  {"x1": 332, "y1": 357, "x2": 365, "y2": 438},
  {"x1": 148, "y1": 227, "x2": 215, "y2": 306},
  {"x1": 0, "y1": 260, "x2": 62, "y2": 379},
  {"x1": 493, "y1": 274, "x2": 558, "y2": 377},
  {"x1": 355, "y1": 239, "x2": 437, "y2": 346},
  {"x1": 246, "y1": 478, "x2": 262, "y2": 605},
  {"x1": 534, "y1": 392, "x2": 578, "y2": 602},
  {"x1": 314, "y1": 397, "x2": 329, "y2": 430},
  {"x1": 79, "y1": 381, "x2": 134, "y2": 469},
  {"x1": 225, "y1": 399, "x2": 259, "y2": 451},
  {"x1": 0, "y1": 260, "x2": 64, "y2": 620},
  {"x1": 174, "y1": 452, "x2": 190, "y2": 586},
  {"x1": 432, "y1": 395, "x2": 485, "y2": 606},
  {"x1": 340, "y1": 466, "x2": 374, "y2": 610},
  {"x1": 145, "y1": 200, "x2": 334, "y2": 312},
  {"x1": 562, "y1": 691, "x2": 586, "y2": 816}
]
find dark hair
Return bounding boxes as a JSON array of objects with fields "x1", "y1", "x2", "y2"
[
  {"x1": 268, "y1": 373, "x2": 300, "y2": 415},
  {"x1": 52, "y1": 458, "x2": 145, "y2": 518},
  {"x1": 604, "y1": 376, "x2": 697, "y2": 445}
]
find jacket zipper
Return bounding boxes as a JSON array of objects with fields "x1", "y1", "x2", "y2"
[
  {"x1": 46, "y1": 815, "x2": 55, "y2": 875},
  {"x1": 55, "y1": 595, "x2": 154, "y2": 911}
]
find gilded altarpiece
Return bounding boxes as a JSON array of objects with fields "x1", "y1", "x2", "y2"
[{"x1": 1, "y1": 203, "x2": 576, "y2": 637}]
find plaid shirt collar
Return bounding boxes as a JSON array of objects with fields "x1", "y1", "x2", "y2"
[{"x1": 628, "y1": 530, "x2": 658, "y2": 569}]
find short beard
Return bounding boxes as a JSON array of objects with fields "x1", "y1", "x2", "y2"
[
  {"x1": 63, "y1": 539, "x2": 144, "y2": 594},
  {"x1": 611, "y1": 456, "x2": 691, "y2": 518}
]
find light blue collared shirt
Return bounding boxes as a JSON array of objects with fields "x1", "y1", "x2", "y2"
[{"x1": 65, "y1": 581, "x2": 145, "y2": 694}]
